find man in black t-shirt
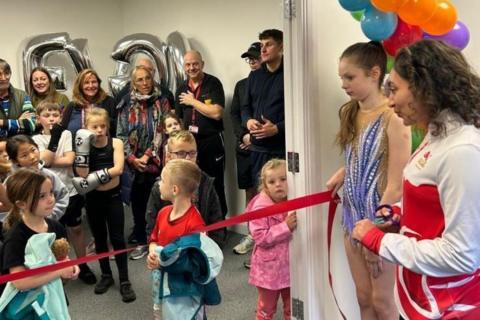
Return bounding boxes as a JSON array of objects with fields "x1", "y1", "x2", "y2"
[{"x1": 175, "y1": 51, "x2": 227, "y2": 217}]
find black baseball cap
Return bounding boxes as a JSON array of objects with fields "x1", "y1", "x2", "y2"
[{"x1": 241, "y1": 42, "x2": 261, "y2": 59}]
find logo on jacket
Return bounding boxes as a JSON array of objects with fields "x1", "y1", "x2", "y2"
[{"x1": 415, "y1": 151, "x2": 431, "y2": 169}]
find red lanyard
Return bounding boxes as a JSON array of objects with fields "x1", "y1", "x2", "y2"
[{"x1": 188, "y1": 79, "x2": 203, "y2": 125}]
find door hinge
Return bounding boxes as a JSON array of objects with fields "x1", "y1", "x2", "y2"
[
  {"x1": 287, "y1": 151, "x2": 299, "y2": 173},
  {"x1": 292, "y1": 297, "x2": 304, "y2": 320},
  {"x1": 284, "y1": 0, "x2": 296, "y2": 19}
]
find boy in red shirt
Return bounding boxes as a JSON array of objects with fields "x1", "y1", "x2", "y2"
[
  {"x1": 146, "y1": 159, "x2": 205, "y2": 319},
  {"x1": 147, "y1": 158, "x2": 205, "y2": 256}
]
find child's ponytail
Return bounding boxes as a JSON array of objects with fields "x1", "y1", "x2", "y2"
[{"x1": 3, "y1": 207, "x2": 22, "y2": 231}]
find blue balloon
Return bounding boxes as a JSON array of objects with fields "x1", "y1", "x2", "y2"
[
  {"x1": 361, "y1": 5, "x2": 398, "y2": 41},
  {"x1": 339, "y1": 0, "x2": 370, "y2": 12}
]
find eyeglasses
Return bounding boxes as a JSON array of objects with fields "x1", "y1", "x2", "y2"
[
  {"x1": 169, "y1": 150, "x2": 198, "y2": 158},
  {"x1": 244, "y1": 57, "x2": 259, "y2": 65}
]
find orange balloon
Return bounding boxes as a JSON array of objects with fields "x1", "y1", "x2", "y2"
[
  {"x1": 371, "y1": 0, "x2": 408, "y2": 12},
  {"x1": 398, "y1": 0, "x2": 437, "y2": 26},
  {"x1": 421, "y1": 0, "x2": 457, "y2": 35}
]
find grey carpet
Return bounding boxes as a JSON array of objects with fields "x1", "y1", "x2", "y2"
[{"x1": 65, "y1": 231, "x2": 269, "y2": 319}]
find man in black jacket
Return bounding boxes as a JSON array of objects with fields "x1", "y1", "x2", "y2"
[
  {"x1": 230, "y1": 42, "x2": 262, "y2": 257},
  {"x1": 241, "y1": 29, "x2": 286, "y2": 185}
]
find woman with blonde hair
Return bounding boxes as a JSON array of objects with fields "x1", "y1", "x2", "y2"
[{"x1": 61, "y1": 69, "x2": 116, "y2": 137}]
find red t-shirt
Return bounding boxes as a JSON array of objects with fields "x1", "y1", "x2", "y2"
[{"x1": 149, "y1": 205, "x2": 205, "y2": 246}]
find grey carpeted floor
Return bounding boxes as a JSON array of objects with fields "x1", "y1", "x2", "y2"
[{"x1": 65, "y1": 231, "x2": 272, "y2": 319}]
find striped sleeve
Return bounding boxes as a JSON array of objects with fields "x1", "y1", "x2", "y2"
[{"x1": 7, "y1": 96, "x2": 36, "y2": 135}]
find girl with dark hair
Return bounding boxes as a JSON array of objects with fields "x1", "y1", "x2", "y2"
[
  {"x1": 326, "y1": 41, "x2": 411, "y2": 319},
  {"x1": 29, "y1": 67, "x2": 69, "y2": 109},
  {"x1": 6, "y1": 135, "x2": 69, "y2": 221},
  {"x1": 353, "y1": 39, "x2": 480, "y2": 320},
  {"x1": 0, "y1": 169, "x2": 78, "y2": 312}
]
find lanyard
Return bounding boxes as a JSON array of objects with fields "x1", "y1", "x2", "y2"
[{"x1": 188, "y1": 79, "x2": 203, "y2": 125}]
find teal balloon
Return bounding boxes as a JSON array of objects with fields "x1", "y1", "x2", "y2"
[
  {"x1": 361, "y1": 5, "x2": 398, "y2": 41},
  {"x1": 339, "y1": 0, "x2": 370, "y2": 11},
  {"x1": 351, "y1": 10, "x2": 365, "y2": 21}
]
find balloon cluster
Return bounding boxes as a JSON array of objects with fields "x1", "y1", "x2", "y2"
[{"x1": 340, "y1": 0, "x2": 470, "y2": 67}]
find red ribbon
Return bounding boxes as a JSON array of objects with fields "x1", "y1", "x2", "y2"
[
  {"x1": 0, "y1": 247, "x2": 139, "y2": 284},
  {"x1": 0, "y1": 190, "x2": 341, "y2": 298}
]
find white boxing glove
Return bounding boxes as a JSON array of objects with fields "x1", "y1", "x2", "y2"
[
  {"x1": 72, "y1": 169, "x2": 111, "y2": 195},
  {"x1": 74, "y1": 129, "x2": 95, "y2": 168}
]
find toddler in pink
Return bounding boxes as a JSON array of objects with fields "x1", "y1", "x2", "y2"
[{"x1": 248, "y1": 159, "x2": 297, "y2": 320}]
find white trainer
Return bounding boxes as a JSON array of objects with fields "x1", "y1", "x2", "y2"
[{"x1": 233, "y1": 235, "x2": 254, "y2": 255}]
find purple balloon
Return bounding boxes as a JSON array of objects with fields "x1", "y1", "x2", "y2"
[{"x1": 423, "y1": 21, "x2": 470, "y2": 50}]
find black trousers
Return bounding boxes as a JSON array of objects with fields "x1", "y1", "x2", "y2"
[
  {"x1": 130, "y1": 172, "x2": 157, "y2": 244},
  {"x1": 197, "y1": 133, "x2": 228, "y2": 217},
  {"x1": 85, "y1": 186, "x2": 129, "y2": 282}
]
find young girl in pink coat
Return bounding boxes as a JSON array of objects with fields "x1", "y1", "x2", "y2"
[{"x1": 248, "y1": 159, "x2": 297, "y2": 320}]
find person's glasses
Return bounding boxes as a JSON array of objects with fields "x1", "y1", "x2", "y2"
[
  {"x1": 169, "y1": 150, "x2": 198, "y2": 158},
  {"x1": 245, "y1": 57, "x2": 259, "y2": 65}
]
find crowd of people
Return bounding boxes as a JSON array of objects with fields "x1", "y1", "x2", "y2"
[{"x1": 0, "y1": 28, "x2": 480, "y2": 320}]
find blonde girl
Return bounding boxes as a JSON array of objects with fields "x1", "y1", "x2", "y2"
[
  {"x1": 248, "y1": 159, "x2": 297, "y2": 320},
  {"x1": 73, "y1": 107, "x2": 136, "y2": 302}
]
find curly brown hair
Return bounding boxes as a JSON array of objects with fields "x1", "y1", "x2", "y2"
[{"x1": 394, "y1": 39, "x2": 480, "y2": 136}]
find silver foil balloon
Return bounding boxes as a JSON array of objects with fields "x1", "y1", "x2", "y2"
[
  {"x1": 45, "y1": 66, "x2": 66, "y2": 90},
  {"x1": 110, "y1": 33, "x2": 169, "y2": 94},
  {"x1": 22, "y1": 32, "x2": 92, "y2": 91},
  {"x1": 108, "y1": 60, "x2": 131, "y2": 96},
  {"x1": 166, "y1": 31, "x2": 191, "y2": 94}
]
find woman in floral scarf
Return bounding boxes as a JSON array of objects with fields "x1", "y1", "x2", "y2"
[{"x1": 117, "y1": 65, "x2": 172, "y2": 259}]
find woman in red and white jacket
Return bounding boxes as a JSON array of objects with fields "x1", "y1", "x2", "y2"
[{"x1": 353, "y1": 39, "x2": 480, "y2": 320}]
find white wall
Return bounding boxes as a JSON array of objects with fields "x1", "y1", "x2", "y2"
[{"x1": 0, "y1": 0, "x2": 123, "y2": 90}]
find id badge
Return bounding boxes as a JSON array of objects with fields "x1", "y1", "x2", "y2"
[{"x1": 189, "y1": 125, "x2": 199, "y2": 134}]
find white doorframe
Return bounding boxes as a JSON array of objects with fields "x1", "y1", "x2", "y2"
[{"x1": 283, "y1": 0, "x2": 358, "y2": 319}]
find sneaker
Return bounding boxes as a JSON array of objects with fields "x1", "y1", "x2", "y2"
[
  {"x1": 233, "y1": 235, "x2": 254, "y2": 255},
  {"x1": 120, "y1": 281, "x2": 136, "y2": 303},
  {"x1": 78, "y1": 265, "x2": 97, "y2": 285},
  {"x1": 129, "y1": 246, "x2": 148, "y2": 260},
  {"x1": 94, "y1": 274, "x2": 114, "y2": 294},
  {"x1": 243, "y1": 258, "x2": 251, "y2": 269}
]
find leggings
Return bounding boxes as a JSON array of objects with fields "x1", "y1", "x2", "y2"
[
  {"x1": 256, "y1": 287, "x2": 291, "y2": 320},
  {"x1": 86, "y1": 186, "x2": 129, "y2": 282}
]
